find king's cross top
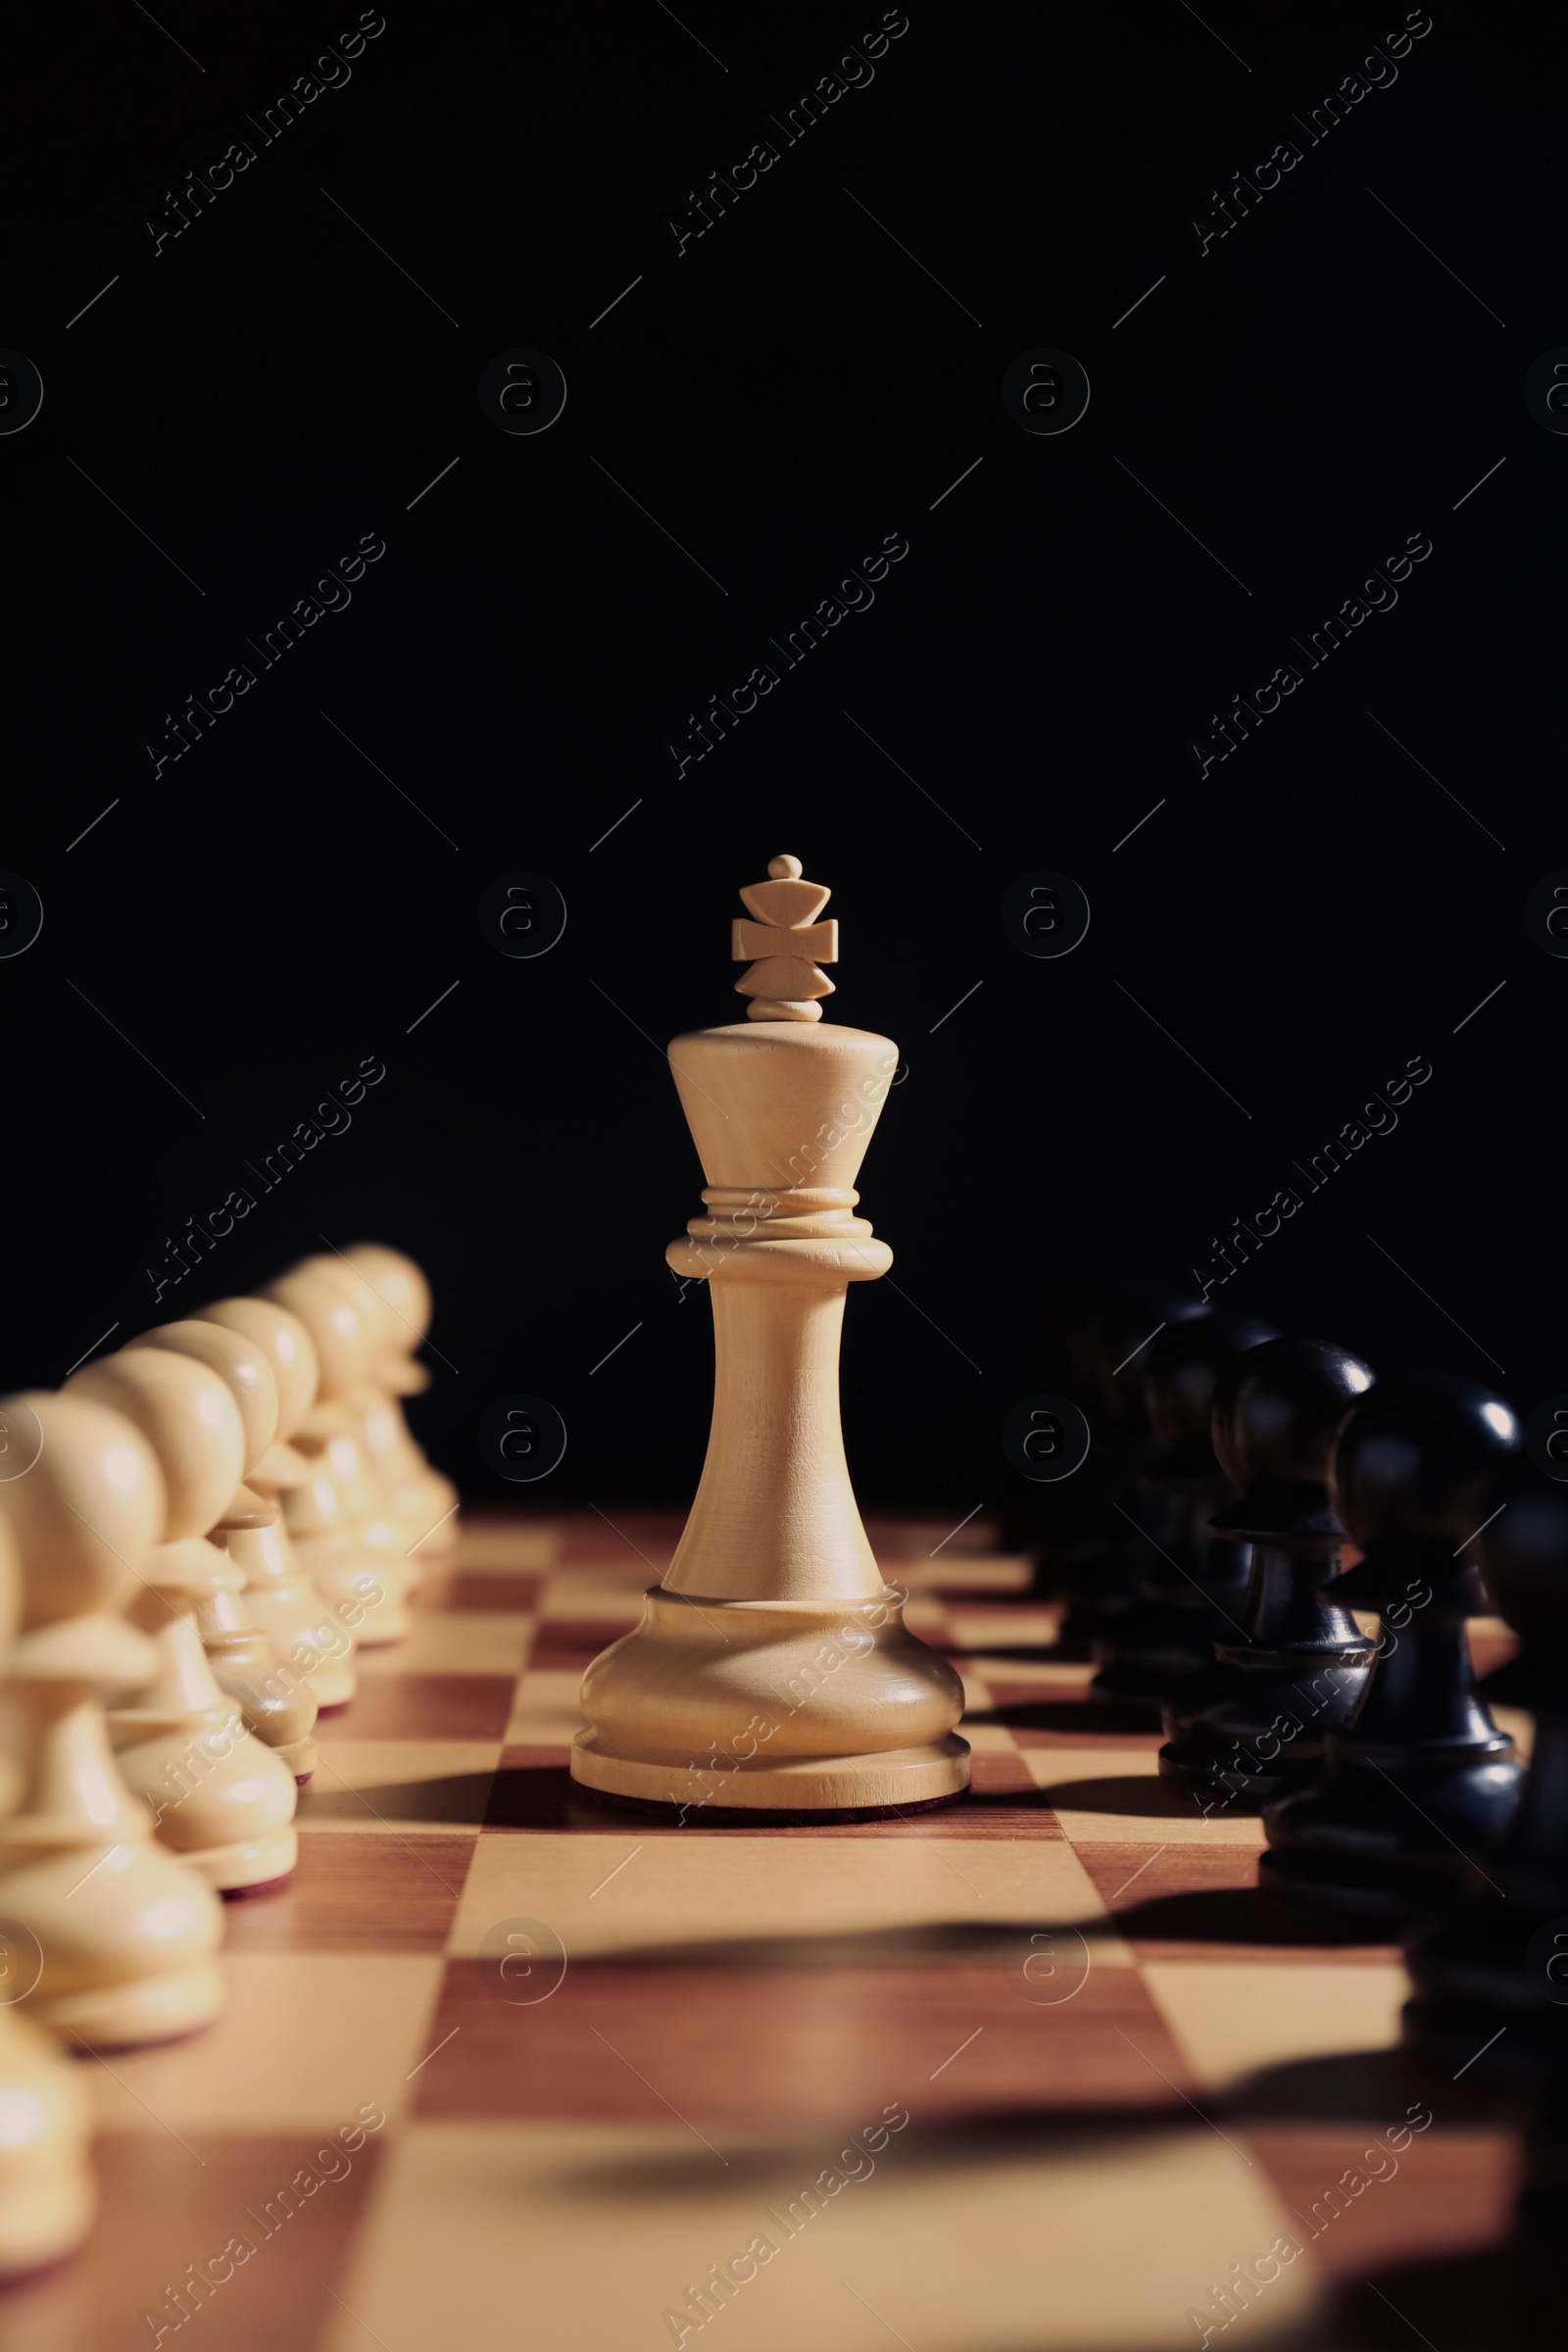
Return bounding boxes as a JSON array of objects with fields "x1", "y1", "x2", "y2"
[{"x1": 732, "y1": 853, "x2": 839, "y2": 1022}]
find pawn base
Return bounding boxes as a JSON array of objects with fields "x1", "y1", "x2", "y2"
[
  {"x1": 1261, "y1": 1750, "x2": 1521, "y2": 1924},
  {"x1": 0, "y1": 2182, "x2": 95, "y2": 2281},
  {"x1": 571, "y1": 1731, "x2": 971, "y2": 1814},
  {"x1": 1257, "y1": 1846, "x2": 1432, "y2": 1925},
  {"x1": 1156, "y1": 1739, "x2": 1291, "y2": 1808},
  {"x1": 38, "y1": 1960, "x2": 226, "y2": 2051},
  {"x1": 1404, "y1": 1886, "x2": 1568, "y2": 2089},
  {"x1": 181, "y1": 1825, "x2": 298, "y2": 1893},
  {"x1": 300, "y1": 1658, "x2": 358, "y2": 1708}
]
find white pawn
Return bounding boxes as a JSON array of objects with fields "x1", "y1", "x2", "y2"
[
  {"x1": 263, "y1": 1261, "x2": 415, "y2": 1645},
  {"x1": 130, "y1": 1320, "x2": 318, "y2": 1781},
  {"x1": 338, "y1": 1244, "x2": 459, "y2": 1560},
  {"x1": 0, "y1": 1491, "x2": 96, "y2": 2278},
  {"x1": 196, "y1": 1297, "x2": 358, "y2": 1709},
  {"x1": 65, "y1": 1349, "x2": 299, "y2": 1896},
  {"x1": 0, "y1": 1392, "x2": 224, "y2": 2052}
]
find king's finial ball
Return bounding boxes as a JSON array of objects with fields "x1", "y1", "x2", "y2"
[{"x1": 767, "y1": 854, "x2": 803, "y2": 878}]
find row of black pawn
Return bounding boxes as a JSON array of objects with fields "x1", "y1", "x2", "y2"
[{"x1": 1005, "y1": 1283, "x2": 1568, "y2": 2124}]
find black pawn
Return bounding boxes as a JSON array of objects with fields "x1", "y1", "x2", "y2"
[
  {"x1": 1403, "y1": 1460, "x2": 1568, "y2": 2085},
  {"x1": 1158, "y1": 1336, "x2": 1377, "y2": 1807},
  {"x1": 1260, "y1": 1374, "x2": 1523, "y2": 1923},
  {"x1": 1089, "y1": 1310, "x2": 1276, "y2": 1714},
  {"x1": 1001, "y1": 1271, "x2": 1207, "y2": 1637}
]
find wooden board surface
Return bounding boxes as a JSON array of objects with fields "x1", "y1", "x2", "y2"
[{"x1": 1, "y1": 1509, "x2": 1538, "y2": 2351}]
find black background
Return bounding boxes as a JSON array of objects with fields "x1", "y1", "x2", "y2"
[{"x1": 3, "y1": 0, "x2": 1559, "y2": 1510}]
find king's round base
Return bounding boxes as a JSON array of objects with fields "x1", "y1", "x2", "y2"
[{"x1": 571, "y1": 1730, "x2": 970, "y2": 1813}]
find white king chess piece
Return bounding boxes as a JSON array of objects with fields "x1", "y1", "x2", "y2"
[{"x1": 570, "y1": 854, "x2": 970, "y2": 1815}]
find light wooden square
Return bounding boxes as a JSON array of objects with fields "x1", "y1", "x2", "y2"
[{"x1": 1021, "y1": 1748, "x2": 1267, "y2": 1844}]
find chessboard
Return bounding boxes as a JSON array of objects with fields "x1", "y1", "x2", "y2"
[{"x1": 6, "y1": 1505, "x2": 1531, "y2": 2352}]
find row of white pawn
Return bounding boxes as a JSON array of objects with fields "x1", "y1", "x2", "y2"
[{"x1": 0, "y1": 1244, "x2": 456, "y2": 2278}]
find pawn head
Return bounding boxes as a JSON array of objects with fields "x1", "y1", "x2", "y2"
[
  {"x1": 67, "y1": 1347, "x2": 244, "y2": 1543},
  {"x1": 1062, "y1": 1275, "x2": 1211, "y2": 1426},
  {"x1": 1146, "y1": 1310, "x2": 1278, "y2": 1471},
  {"x1": 0, "y1": 1391, "x2": 165, "y2": 1625},
  {"x1": 1330, "y1": 1373, "x2": 1520, "y2": 1552},
  {"x1": 198, "y1": 1297, "x2": 319, "y2": 1442},
  {"x1": 264, "y1": 1259, "x2": 379, "y2": 1399},
  {"x1": 131, "y1": 1319, "x2": 279, "y2": 1480},
  {"x1": 1212, "y1": 1335, "x2": 1375, "y2": 1498},
  {"x1": 1477, "y1": 1460, "x2": 1568, "y2": 1642},
  {"x1": 342, "y1": 1243, "x2": 433, "y2": 1394}
]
